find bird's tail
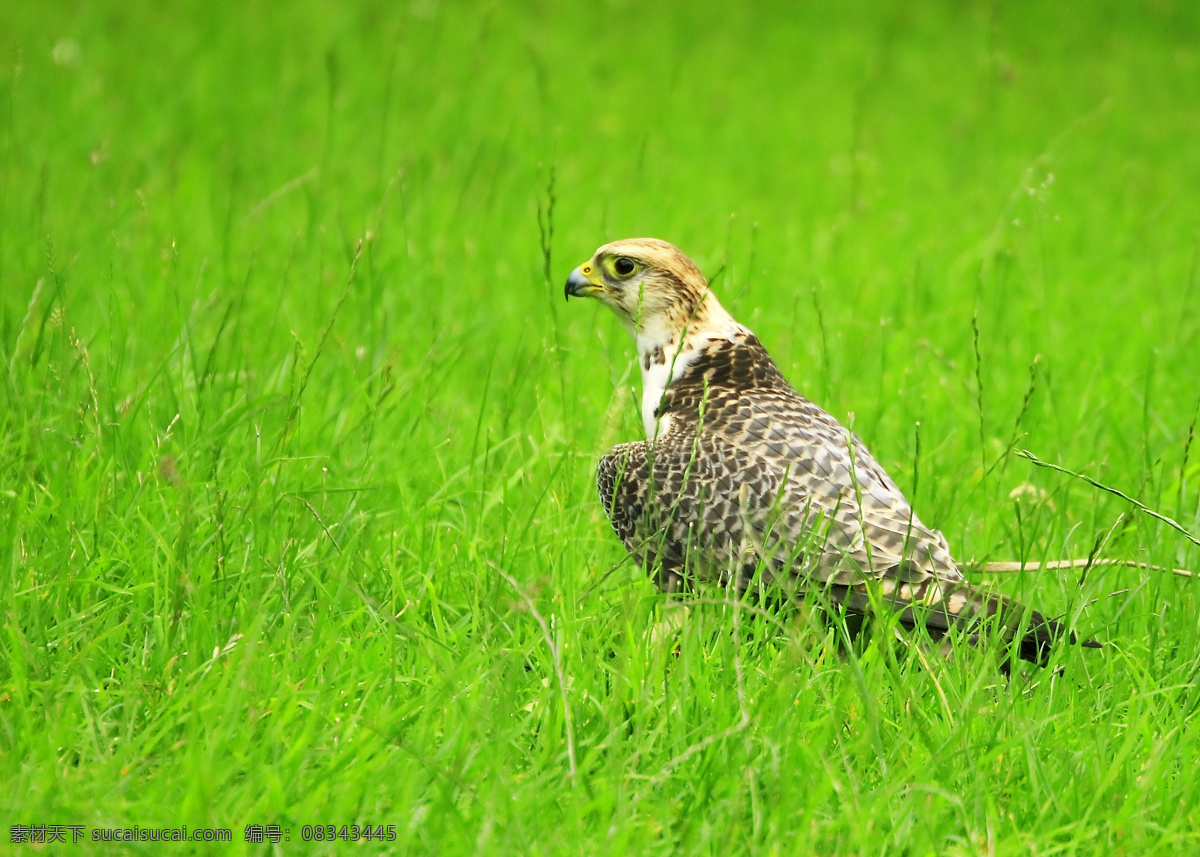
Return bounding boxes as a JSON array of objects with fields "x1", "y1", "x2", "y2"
[{"x1": 827, "y1": 576, "x2": 1099, "y2": 667}]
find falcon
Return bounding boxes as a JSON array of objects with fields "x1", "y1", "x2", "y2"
[{"x1": 566, "y1": 237, "x2": 1093, "y2": 666}]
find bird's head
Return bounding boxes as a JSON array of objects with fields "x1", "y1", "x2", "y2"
[{"x1": 564, "y1": 238, "x2": 729, "y2": 342}]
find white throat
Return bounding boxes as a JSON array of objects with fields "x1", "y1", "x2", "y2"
[
  {"x1": 639, "y1": 346, "x2": 683, "y2": 441},
  {"x1": 634, "y1": 302, "x2": 744, "y2": 441}
]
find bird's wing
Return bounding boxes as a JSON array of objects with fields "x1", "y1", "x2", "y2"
[
  {"x1": 597, "y1": 398, "x2": 1071, "y2": 665},
  {"x1": 699, "y1": 382, "x2": 964, "y2": 587},
  {"x1": 597, "y1": 419, "x2": 958, "y2": 591}
]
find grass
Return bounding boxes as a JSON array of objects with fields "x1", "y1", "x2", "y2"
[{"x1": 2, "y1": 0, "x2": 1200, "y2": 853}]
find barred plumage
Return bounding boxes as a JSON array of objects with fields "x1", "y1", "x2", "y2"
[{"x1": 567, "y1": 237, "x2": 1090, "y2": 665}]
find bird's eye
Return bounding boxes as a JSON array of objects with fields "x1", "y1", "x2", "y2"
[{"x1": 613, "y1": 257, "x2": 636, "y2": 277}]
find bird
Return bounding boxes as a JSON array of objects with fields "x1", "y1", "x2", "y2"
[{"x1": 565, "y1": 237, "x2": 1096, "y2": 667}]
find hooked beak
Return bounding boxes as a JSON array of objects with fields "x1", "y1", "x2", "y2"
[{"x1": 564, "y1": 265, "x2": 603, "y2": 301}]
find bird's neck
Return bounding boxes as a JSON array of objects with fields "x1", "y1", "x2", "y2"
[{"x1": 635, "y1": 297, "x2": 744, "y2": 441}]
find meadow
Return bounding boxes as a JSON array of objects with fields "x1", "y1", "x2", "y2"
[{"x1": 2, "y1": 0, "x2": 1200, "y2": 853}]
